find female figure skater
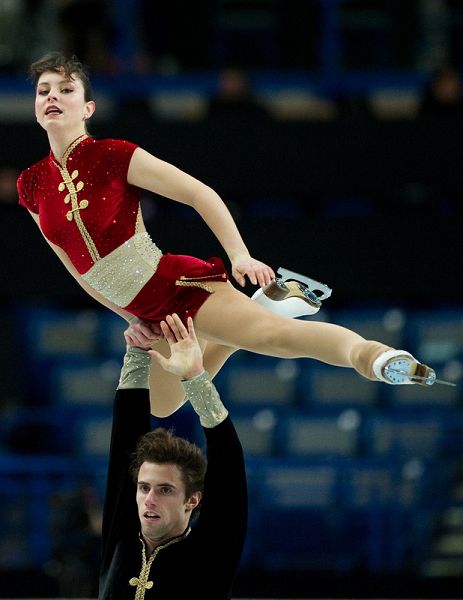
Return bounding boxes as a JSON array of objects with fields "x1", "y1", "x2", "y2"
[{"x1": 18, "y1": 52, "x2": 437, "y2": 417}]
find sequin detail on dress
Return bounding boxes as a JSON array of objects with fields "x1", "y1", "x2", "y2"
[{"x1": 82, "y1": 232, "x2": 162, "y2": 307}]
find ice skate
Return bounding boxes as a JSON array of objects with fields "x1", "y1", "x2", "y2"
[
  {"x1": 372, "y1": 350, "x2": 455, "y2": 386},
  {"x1": 252, "y1": 267, "x2": 332, "y2": 318}
]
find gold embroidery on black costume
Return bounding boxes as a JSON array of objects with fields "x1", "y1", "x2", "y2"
[{"x1": 129, "y1": 530, "x2": 190, "y2": 599}]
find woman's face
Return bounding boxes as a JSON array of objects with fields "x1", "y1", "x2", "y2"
[{"x1": 35, "y1": 69, "x2": 95, "y2": 134}]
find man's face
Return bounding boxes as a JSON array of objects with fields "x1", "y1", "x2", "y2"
[{"x1": 136, "y1": 462, "x2": 201, "y2": 549}]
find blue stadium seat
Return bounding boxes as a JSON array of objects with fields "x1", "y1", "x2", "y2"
[
  {"x1": 277, "y1": 411, "x2": 361, "y2": 457},
  {"x1": 248, "y1": 458, "x2": 356, "y2": 571},
  {"x1": 97, "y1": 311, "x2": 129, "y2": 358},
  {"x1": 332, "y1": 307, "x2": 407, "y2": 351},
  {"x1": 230, "y1": 408, "x2": 280, "y2": 457},
  {"x1": 75, "y1": 414, "x2": 112, "y2": 457},
  {"x1": 408, "y1": 308, "x2": 463, "y2": 364},
  {"x1": 363, "y1": 414, "x2": 446, "y2": 459},
  {"x1": 4, "y1": 407, "x2": 75, "y2": 455},
  {"x1": 0, "y1": 455, "x2": 82, "y2": 567},
  {"x1": 341, "y1": 457, "x2": 422, "y2": 508},
  {"x1": 340, "y1": 457, "x2": 444, "y2": 572},
  {"x1": 50, "y1": 359, "x2": 120, "y2": 406},
  {"x1": 297, "y1": 363, "x2": 380, "y2": 410},
  {"x1": 385, "y1": 376, "x2": 460, "y2": 409},
  {"x1": 21, "y1": 305, "x2": 100, "y2": 360},
  {"x1": 222, "y1": 357, "x2": 299, "y2": 409}
]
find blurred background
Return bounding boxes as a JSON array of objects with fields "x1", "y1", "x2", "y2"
[{"x1": 1, "y1": 1, "x2": 463, "y2": 598}]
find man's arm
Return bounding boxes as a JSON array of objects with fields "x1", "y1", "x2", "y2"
[
  {"x1": 149, "y1": 313, "x2": 229, "y2": 428},
  {"x1": 150, "y1": 315, "x2": 247, "y2": 581},
  {"x1": 100, "y1": 346, "x2": 152, "y2": 575}
]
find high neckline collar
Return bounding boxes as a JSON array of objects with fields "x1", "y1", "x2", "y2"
[{"x1": 50, "y1": 134, "x2": 91, "y2": 168}]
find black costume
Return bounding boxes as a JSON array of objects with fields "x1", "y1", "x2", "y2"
[{"x1": 99, "y1": 386, "x2": 247, "y2": 600}]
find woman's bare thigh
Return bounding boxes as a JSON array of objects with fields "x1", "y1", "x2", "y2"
[{"x1": 193, "y1": 281, "x2": 366, "y2": 364}]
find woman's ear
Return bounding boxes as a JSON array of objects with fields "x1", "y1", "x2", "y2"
[{"x1": 84, "y1": 100, "x2": 96, "y2": 121}]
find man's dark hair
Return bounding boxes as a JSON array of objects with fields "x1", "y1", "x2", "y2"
[
  {"x1": 29, "y1": 52, "x2": 94, "y2": 101},
  {"x1": 131, "y1": 428, "x2": 207, "y2": 517}
]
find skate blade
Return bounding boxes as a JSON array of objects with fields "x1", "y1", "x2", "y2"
[
  {"x1": 277, "y1": 267, "x2": 332, "y2": 301},
  {"x1": 384, "y1": 367, "x2": 456, "y2": 387}
]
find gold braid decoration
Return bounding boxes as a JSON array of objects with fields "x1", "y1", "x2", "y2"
[
  {"x1": 129, "y1": 530, "x2": 190, "y2": 599},
  {"x1": 60, "y1": 134, "x2": 88, "y2": 163},
  {"x1": 175, "y1": 280, "x2": 214, "y2": 294},
  {"x1": 54, "y1": 135, "x2": 100, "y2": 264},
  {"x1": 175, "y1": 272, "x2": 227, "y2": 294}
]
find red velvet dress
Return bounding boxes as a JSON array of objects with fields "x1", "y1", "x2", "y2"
[{"x1": 17, "y1": 135, "x2": 228, "y2": 324}]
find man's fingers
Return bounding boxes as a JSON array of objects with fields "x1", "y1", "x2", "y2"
[
  {"x1": 186, "y1": 316, "x2": 198, "y2": 343},
  {"x1": 164, "y1": 313, "x2": 190, "y2": 340},
  {"x1": 171, "y1": 313, "x2": 189, "y2": 338},
  {"x1": 159, "y1": 314, "x2": 197, "y2": 349},
  {"x1": 159, "y1": 320, "x2": 176, "y2": 343}
]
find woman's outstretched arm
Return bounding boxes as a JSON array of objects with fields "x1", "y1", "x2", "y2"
[{"x1": 127, "y1": 147, "x2": 275, "y2": 288}]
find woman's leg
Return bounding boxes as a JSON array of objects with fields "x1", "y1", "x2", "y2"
[{"x1": 193, "y1": 282, "x2": 391, "y2": 379}]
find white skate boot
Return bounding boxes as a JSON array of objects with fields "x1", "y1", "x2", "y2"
[
  {"x1": 372, "y1": 349, "x2": 455, "y2": 386},
  {"x1": 251, "y1": 267, "x2": 332, "y2": 318}
]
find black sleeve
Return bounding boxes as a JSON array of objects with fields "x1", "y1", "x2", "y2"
[
  {"x1": 194, "y1": 417, "x2": 248, "y2": 573},
  {"x1": 100, "y1": 388, "x2": 151, "y2": 574}
]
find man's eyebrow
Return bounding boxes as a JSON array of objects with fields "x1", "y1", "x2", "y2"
[
  {"x1": 137, "y1": 480, "x2": 176, "y2": 488},
  {"x1": 37, "y1": 79, "x2": 75, "y2": 87}
]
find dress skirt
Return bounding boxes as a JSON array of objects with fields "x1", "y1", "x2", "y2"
[{"x1": 124, "y1": 253, "x2": 228, "y2": 325}]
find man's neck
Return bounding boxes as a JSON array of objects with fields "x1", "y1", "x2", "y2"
[{"x1": 142, "y1": 525, "x2": 191, "y2": 557}]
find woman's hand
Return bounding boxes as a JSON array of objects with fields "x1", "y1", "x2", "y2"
[
  {"x1": 124, "y1": 318, "x2": 163, "y2": 349},
  {"x1": 231, "y1": 254, "x2": 275, "y2": 288},
  {"x1": 149, "y1": 314, "x2": 204, "y2": 380}
]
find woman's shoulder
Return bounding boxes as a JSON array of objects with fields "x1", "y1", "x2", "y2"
[
  {"x1": 92, "y1": 137, "x2": 139, "y2": 152},
  {"x1": 17, "y1": 155, "x2": 50, "y2": 187},
  {"x1": 90, "y1": 138, "x2": 140, "y2": 175}
]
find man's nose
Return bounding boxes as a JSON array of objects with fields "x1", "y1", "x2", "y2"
[{"x1": 145, "y1": 490, "x2": 157, "y2": 505}]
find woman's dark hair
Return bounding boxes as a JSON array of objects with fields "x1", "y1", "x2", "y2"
[
  {"x1": 130, "y1": 428, "x2": 207, "y2": 518},
  {"x1": 29, "y1": 52, "x2": 94, "y2": 101}
]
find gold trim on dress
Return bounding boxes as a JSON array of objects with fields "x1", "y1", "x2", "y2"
[
  {"x1": 175, "y1": 272, "x2": 227, "y2": 294},
  {"x1": 175, "y1": 280, "x2": 214, "y2": 294},
  {"x1": 54, "y1": 134, "x2": 101, "y2": 263}
]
